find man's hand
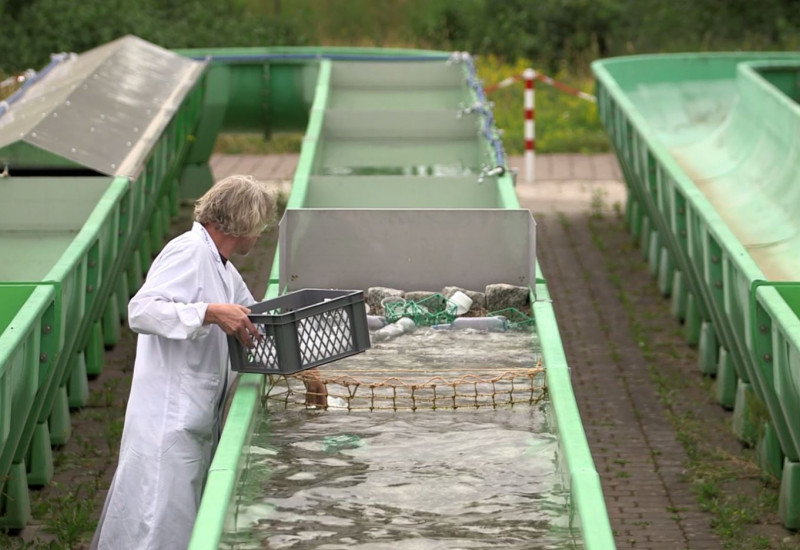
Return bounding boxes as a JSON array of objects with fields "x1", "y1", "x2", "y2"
[{"x1": 205, "y1": 303, "x2": 262, "y2": 347}]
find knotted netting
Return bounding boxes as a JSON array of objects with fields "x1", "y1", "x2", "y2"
[{"x1": 263, "y1": 325, "x2": 546, "y2": 411}]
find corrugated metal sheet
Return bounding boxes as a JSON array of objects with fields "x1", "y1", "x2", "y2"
[{"x1": 0, "y1": 35, "x2": 206, "y2": 177}]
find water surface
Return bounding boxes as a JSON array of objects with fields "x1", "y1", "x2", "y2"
[{"x1": 221, "y1": 329, "x2": 573, "y2": 549}]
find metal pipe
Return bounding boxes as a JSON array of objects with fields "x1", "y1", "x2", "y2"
[{"x1": 185, "y1": 53, "x2": 450, "y2": 63}]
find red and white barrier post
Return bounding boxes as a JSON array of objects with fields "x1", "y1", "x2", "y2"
[
  {"x1": 483, "y1": 68, "x2": 596, "y2": 183},
  {"x1": 523, "y1": 68, "x2": 536, "y2": 183}
]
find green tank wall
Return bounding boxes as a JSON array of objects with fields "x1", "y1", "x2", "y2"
[
  {"x1": 593, "y1": 51, "x2": 800, "y2": 529},
  {"x1": 0, "y1": 41, "x2": 616, "y2": 548},
  {"x1": 187, "y1": 51, "x2": 615, "y2": 550}
]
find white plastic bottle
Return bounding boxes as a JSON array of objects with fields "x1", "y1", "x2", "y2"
[
  {"x1": 450, "y1": 316, "x2": 507, "y2": 332},
  {"x1": 372, "y1": 317, "x2": 416, "y2": 342},
  {"x1": 395, "y1": 317, "x2": 416, "y2": 332},
  {"x1": 367, "y1": 315, "x2": 387, "y2": 331}
]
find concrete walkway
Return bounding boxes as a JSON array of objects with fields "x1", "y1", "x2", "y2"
[{"x1": 210, "y1": 152, "x2": 628, "y2": 213}]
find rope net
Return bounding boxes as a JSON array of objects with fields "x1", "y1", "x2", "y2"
[
  {"x1": 264, "y1": 361, "x2": 546, "y2": 411},
  {"x1": 259, "y1": 287, "x2": 545, "y2": 412}
]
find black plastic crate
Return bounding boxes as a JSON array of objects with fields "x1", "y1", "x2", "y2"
[{"x1": 228, "y1": 289, "x2": 370, "y2": 375}]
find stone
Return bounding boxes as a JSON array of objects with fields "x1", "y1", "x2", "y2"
[
  {"x1": 366, "y1": 287, "x2": 404, "y2": 316},
  {"x1": 485, "y1": 283, "x2": 530, "y2": 313},
  {"x1": 404, "y1": 291, "x2": 438, "y2": 305}
]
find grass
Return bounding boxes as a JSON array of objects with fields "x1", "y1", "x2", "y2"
[
  {"x1": 214, "y1": 132, "x2": 304, "y2": 155},
  {"x1": 0, "y1": 72, "x2": 24, "y2": 105},
  {"x1": 35, "y1": 483, "x2": 96, "y2": 547},
  {"x1": 0, "y1": 480, "x2": 97, "y2": 549}
]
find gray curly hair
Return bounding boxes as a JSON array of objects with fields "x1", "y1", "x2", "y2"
[{"x1": 193, "y1": 174, "x2": 276, "y2": 237}]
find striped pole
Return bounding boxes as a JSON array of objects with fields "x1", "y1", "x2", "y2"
[
  {"x1": 523, "y1": 68, "x2": 536, "y2": 183},
  {"x1": 483, "y1": 68, "x2": 596, "y2": 183}
]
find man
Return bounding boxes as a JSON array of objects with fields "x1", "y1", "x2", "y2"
[{"x1": 92, "y1": 174, "x2": 275, "y2": 550}]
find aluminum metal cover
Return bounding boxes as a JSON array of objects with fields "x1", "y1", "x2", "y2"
[
  {"x1": 0, "y1": 35, "x2": 206, "y2": 177},
  {"x1": 279, "y1": 208, "x2": 536, "y2": 293}
]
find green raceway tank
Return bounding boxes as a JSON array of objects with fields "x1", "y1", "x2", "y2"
[
  {"x1": 0, "y1": 37, "x2": 615, "y2": 548},
  {"x1": 593, "y1": 52, "x2": 800, "y2": 529},
  {"x1": 0, "y1": 36, "x2": 206, "y2": 528},
  {"x1": 176, "y1": 48, "x2": 615, "y2": 549}
]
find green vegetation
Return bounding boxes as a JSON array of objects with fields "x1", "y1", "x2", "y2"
[
  {"x1": 476, "y1": 55, "x2": 608, "y2": 154},
  {"x1": 0, "y1": 0, "x2": 302, "y2": 72},
  {"x1": 244, "y1": 0, "x2": 800, "y2": 74},
  {"x1": 2, "y1": 0, "x2": 798, "y2": 154},
  {"x1": 208, "y1": 61, "x2": 607, "y2": 156},
  {"x1": 214, "y1": 133, "x2": 305, "y2": 156}
]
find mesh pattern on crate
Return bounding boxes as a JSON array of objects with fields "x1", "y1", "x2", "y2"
[
  {"x1": 246, "y1": 306, "x2": 354, "y2": 372},
  {"x1": 264, "y1": 359, "x2": 546, "y2": 411},
  {"x1": 249, "y1": 332, "x2": 280, "y2": 371},
  {"x1": 297, "y1": 307, "x2": 354, "y2": 364}
]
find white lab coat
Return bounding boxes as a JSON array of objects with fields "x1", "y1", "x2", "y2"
[{"x1": 92, "y1": 222, "x2": 255, "y2": 550}]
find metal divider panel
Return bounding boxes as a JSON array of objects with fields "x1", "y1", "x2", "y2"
[{"x1": 279, "y1": 208, "x2": 536, "y2": 292}]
